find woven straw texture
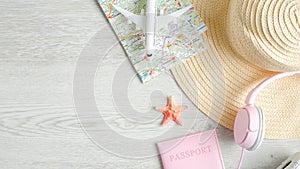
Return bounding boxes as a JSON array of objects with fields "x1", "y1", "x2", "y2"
[{"x1": 172, "y1": 0, "x2": 300, "y2": 139}]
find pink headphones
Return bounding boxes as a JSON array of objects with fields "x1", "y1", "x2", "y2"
[{"x1": 233, "y1": 72, "x2": 300, "y2": 168}]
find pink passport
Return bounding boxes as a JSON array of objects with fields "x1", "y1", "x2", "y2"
[{"x1": 157, "y1": 129, "x2": 225, "y2": 169}]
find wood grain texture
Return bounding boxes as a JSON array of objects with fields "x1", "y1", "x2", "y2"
[{"x1": 0, "y1": 0, "x2": 299, "y2": 168}]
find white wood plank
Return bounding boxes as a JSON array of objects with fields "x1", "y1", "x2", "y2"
[{"x1": 0, "y1": 0, "x2": 299, "y2": 168}]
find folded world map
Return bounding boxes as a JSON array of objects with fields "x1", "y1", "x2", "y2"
[{"x1": 98, "y1": 0, "x2": 207, "y2": 83}]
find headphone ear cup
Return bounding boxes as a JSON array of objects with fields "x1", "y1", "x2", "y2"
[
  {"x1": 234, "y1": 105, "x2": 262, "y2": 151},
  {"x1": 248, "y1": 107, "x2": 265, "y2": 151}
]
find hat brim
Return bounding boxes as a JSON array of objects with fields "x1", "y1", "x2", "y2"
[{"x1": 171, "y1": 0, "x2": 300, "y2": 139}]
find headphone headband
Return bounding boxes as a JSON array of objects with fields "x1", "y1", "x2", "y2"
[{"x1": 245, "y1": 72, "x2": 300, "y2": 105}]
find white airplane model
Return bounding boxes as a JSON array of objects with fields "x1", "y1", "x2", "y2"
[{"x1": 113, "y1": 0, "x2": 192, "y2": 57}]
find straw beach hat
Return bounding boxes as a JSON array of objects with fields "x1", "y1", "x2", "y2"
[{"x1": 172, "y1": 0, "x2": 300, "y2": 139}]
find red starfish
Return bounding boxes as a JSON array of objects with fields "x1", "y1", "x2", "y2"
[{"x1": 155, "y1": 96, "x2": 188, "y2": 126}]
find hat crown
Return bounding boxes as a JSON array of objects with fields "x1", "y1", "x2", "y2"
[{"x1": 227, "y1": 0, "x2": 300, "y2": 71}]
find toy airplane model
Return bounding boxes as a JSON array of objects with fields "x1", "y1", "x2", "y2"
[
  {"x1": 98, "y1": 0, "x2": 207, "y2": 83},
  {"x1": 113, "y1": 0, "x2": 193, "y2": 57}
]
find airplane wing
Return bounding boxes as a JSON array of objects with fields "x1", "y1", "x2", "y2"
[
  {"x1": 157, "y1": 5, "x2": 193, "y2": 30},
  {"x1": 113, "y1": 5, "x2": 146, "y2": 30}
]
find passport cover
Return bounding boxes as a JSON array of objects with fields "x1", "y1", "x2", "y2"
[{"x1": 157, "y1": 129, "x2": 225, "y2": 169}]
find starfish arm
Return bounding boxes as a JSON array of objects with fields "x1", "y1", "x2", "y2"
[
  {"x1": 162, "y1": 116, "x2": 171, "y2": 126},
  {"x1": 175, "y1": 105, "x2": 188, "y2": 111},
  {"x1": 167, "y1": 96, "x2": 175, "y2": 107},
  {"x1": 154, "y1": 107, "x2": 165, "y2": 112},
  {"x1": 174, "y1": 118, "x2": 183, "y2": 126}
]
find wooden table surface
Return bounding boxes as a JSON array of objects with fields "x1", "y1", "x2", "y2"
[{"x1": 0, "y1": 0, "x2": 299, "y2": 168}]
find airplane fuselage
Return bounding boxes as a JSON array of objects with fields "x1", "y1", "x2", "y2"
[{"x1": 145, "y1": 0, "x2": 157, "y2": 57}]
